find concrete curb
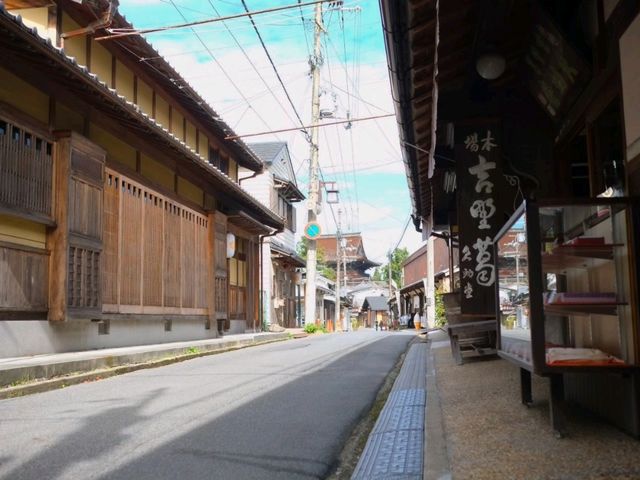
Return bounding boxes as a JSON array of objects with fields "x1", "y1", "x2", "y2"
[
  {"x1": 0, "y1": 333, "x2": 289, "y2": 399},
  {"x1": 424, "y1": 337, "x2": 452, "y2": 480}
]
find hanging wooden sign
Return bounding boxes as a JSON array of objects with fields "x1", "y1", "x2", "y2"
[{"x1": 455, "y1": 122, "x2": 515, "y2": 315}]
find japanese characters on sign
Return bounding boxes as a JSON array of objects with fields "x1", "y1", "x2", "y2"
[{"x1": 456, "y1": 124, "x2": 510, "y2": 314}]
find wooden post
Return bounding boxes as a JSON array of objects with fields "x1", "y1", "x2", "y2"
[
  {"x1": 206, "y1": 212, "x2": 217, "y2": 334},
  {"x1": 520, "y1": 368, "x2": 533, "y2": 405},
  {"x1": 47, "y1": 135, "x2": 71, "y2": 322},
  {"x1": 48, "y1": 131, "x2": 105, "y2": 321},
  {"x1": 549, "y1": 374, "x2": 567, "y2": 438}
]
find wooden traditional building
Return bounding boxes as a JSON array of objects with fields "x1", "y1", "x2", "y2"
[
  {"x1": 399, "y1": 238, "x2": 449, "y2": 328},
  {"x1": 382, "y1": 0, "x2": 640, "y2": 436},
  {"x1": 316, "y1": 233, "x2": 380, "y2": 285},
  {"x1": 241, "y1": 142, "x2": 305, "y2": 329},
  {"x1": 361, "y1": 296, "x2": 389, "y2": 329},
  {"x1": 0, "y1": 0, "x2": 284, "y2": 357}
]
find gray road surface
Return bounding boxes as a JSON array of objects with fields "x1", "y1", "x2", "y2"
[{"x1": 0, "y1": 330, "x2": 413, "y2": 480}]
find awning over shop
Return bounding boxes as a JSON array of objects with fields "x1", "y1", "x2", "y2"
[
  {"x1": 399, "y1": 279, "x2": 425, "y2": 296},
  {"x1": 270, "y1": 242, "x2": 306, "y2": 268},
  {"x1": 227, "y1": 211, "x2": 274, "y2": 235},
  {"x1": 274, "y1": 176, "x2": 305, "y2": 202}
]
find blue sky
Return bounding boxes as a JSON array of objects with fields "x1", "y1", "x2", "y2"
[{"x1": 118, "y1": 0, "x2": 424, "y2": 261}]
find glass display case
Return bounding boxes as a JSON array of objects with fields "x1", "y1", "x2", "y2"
[
  {"x1": 494, "y1": 198, "x2": 639, "y2": 375},
  {"x1": 494, "y1": 198, "x2": 640, "y2": 436}
]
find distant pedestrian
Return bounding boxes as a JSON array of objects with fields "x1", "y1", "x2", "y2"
[{"x1": 375, "y1": 320, "x2": 379, "y2": 331}]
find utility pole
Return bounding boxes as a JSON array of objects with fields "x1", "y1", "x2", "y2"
[
  {"x1": 388, "y1": 250, "x2": 393, "y2": 297},
  {"x1": 304, "y1": 1, "x2": 323, "y2": 327},
  {"x1": 335, "y1": 209, "x2": 341, "y2": 331},
  {"x1": 343, "y1": 237, "x2": 349, "y2": 331}
]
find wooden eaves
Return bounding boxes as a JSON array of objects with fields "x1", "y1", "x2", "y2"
[
  {"x1": 62, "y1": 0, "x2": 264, "y2": 172},
  {"x1": 0, "y1": 5, "x2": 284, "y2": 231},
  {"x1": 379, "y1": 0, "x2": 475, "y2": 232},
  {"x1": 274, "y1": 176, "x2": 306, "y2": 202}
]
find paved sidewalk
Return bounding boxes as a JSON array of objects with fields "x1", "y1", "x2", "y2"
[
  {"x1": 352, "y1": 339, "x2": 428, "y2": 479},
  {"x1": 429, "y1": 329, "x2": 640, "y2": 480},
  {"x1": 0, "y1": 331, "x2": 288, "y2": 395}
]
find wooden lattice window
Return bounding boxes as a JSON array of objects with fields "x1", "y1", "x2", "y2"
[
  {"x1": 215, "y1": 276, "x2": 227, "y2": 313},
  {"x1": 67, "y1": 246, "x2": 101, "y2": 309},
  {"x1": 0, "y1": 119, "x2": 53, "y2": 219}
]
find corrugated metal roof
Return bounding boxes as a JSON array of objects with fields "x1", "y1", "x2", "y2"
[{"x1": 248, "y1": 142, "x2": 287, "y2": 164}]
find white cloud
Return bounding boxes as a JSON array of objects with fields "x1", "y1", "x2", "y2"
[{"x1": 147, "y1": 32, "x2": 403, "y2": 176}]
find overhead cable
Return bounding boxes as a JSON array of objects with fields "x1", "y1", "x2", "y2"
[
  {"x1": 224, "y1": 113, "x2": 394, "y2": 140},
  {"x1": 240, "y1": 0, "x2": 310, "y2": 139},
  {"x1": 166, "y1": 0, "x2": 283, "y2": 142},
  {"x1": 206, "y1": 0, "x2": 303, "y2": 133},
  {"x1": 96, "y1": 0, "x2": 334, "y2": 40}
]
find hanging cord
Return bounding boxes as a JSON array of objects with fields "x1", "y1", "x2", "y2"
[{"x1": 503, "y1": 174, "x2": 524, "y2": 210}]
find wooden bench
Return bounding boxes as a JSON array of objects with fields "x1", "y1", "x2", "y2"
[
  {"x1": 442, "y1": 292, "x2": 497, "y2": 364},
  {"x1": 447, "y1": 319, "x2": 498, "y2": 365}
]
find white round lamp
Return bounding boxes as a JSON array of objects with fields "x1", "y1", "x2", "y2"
[{"x1": 476, "y1": 53, "x2": 506, "y2": 80}]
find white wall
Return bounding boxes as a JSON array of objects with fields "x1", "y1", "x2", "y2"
[
  {"x1": 240, "y1": 169, "x2": 273, "y2": 209},
  {"x1": 0, "y1": 318, "x2": 218, "y2": 358},
  {"x1": 261, "y1": 242, "x2": 273, "y2": 327}
]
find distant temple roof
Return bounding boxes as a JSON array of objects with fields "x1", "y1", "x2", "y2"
[{"x1": 316, "y1": 233, "x2": 381, "y2": 270}]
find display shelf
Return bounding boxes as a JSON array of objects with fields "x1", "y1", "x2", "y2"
[
  {"x1": 494, "y1": 197, "x2": 638, "y2": 375},
  {"x1": 541, "y1": 243, "x2": 623, "y2": 271},
  {"x1": 549, "y1": 243, "x2": 621, "y2": 258},
  {"x1": 493, "y1": 198, "x2": 640, "y2": 437},
  {"x1": 543, "y1": 303, "x2": 625, "y2": 317},
  {"x1": 541, "y1": 252, "x2": 609, "y2": 271}
]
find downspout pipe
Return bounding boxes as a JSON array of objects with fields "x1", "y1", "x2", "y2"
[
  {"x1": 239, "y1": 168, "x2": 262, "y2": 185},
  {"x1": 259, "y1": 226, "x2": 283, "y2": 332}
]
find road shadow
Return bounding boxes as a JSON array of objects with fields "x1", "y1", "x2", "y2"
[
  {"x1": 0, "y1": 389, "x2": 163, "y2": 480},
  {"x1": 94, "y1": 334, "x2": 412, "y2": 480}
]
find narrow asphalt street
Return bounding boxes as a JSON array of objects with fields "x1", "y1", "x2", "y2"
[{"x1": 0, "y1": 330, "x2": 414, "y2": 480}]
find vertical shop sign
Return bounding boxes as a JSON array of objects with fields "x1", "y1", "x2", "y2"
[{"x1": 456, "y1": 123, "x2": 511, "y2": 314}]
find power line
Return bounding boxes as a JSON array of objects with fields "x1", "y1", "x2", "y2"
[
  {"x1": 322, "y1": 123, "x2": 353, "y2": 230},
  {"x1": 298, "y1": 0, "x2": 312, "y2": 57},
  {"x1": 392, "y1": 215, "x2": 412, "y2": 253},
  {"x1": 240, "y1": 0, "x2": 310, "y2": 139},
  {"x1": 320, "y1": 29, "x2": 356, "y2": 231},
  {"x1": 217, "y1": 73, "x2": 308, "y2": 115},
  {"x1": 224, "y1": 113, "x2": 395, "y2": 140},
  {"x1": 166, "y1": 0, "x2": 284, "y2": 143},
  {"x1": 96, "y1": 0, "x2": 334, "y2": 41},
  {"x1": 206, "y1": 0, "x2": 302, "y2": 133},
  {"x1": 325, "y1": 82, "x2": 390, "y2": 114},
  {"x1": 321, "y1": 158, "x2": 401, "y2": 174}
]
